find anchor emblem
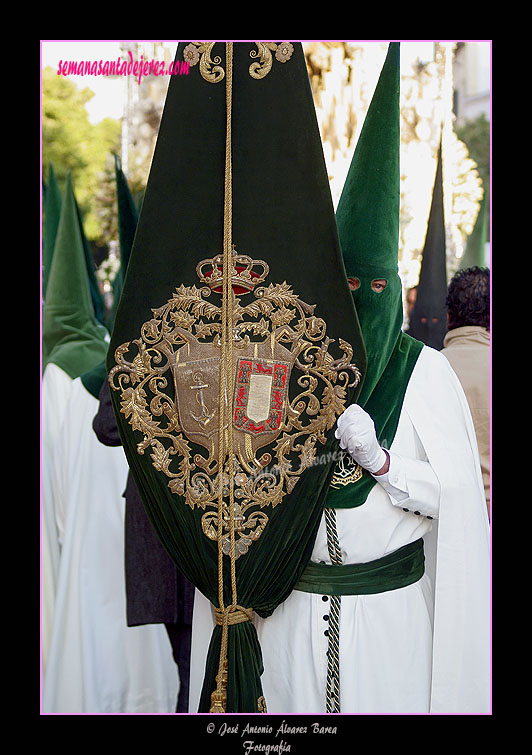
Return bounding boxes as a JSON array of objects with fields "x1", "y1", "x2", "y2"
[{"x1": 190, "y1": 372, "x2": 216, "y2": 427}]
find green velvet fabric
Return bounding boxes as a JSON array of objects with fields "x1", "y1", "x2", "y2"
[
  {"x1": 42, "y1": 163, "x2": 62, "y2": 299},
  {"x1": 107, "y1": 42, "x2": 365, "y2": 713},
  {"x1": 81, "y1": 156, "x2": 139, "y2": 399},
  {"x1": 294, "y1": 537, "x2": 424, "y2": 595},
  {"x1": 72, "y1": 192, "x2": 107, "y2": 329},
  {"x1": 42, "y1": 172, "x2": 109, "y2": 379},
  {"x1": 109, "y1": 153, "x2": 138, "y2": 318},
  {"x1": 325, "y1": 43, "x2": 423, "y2": 509},
  {"x1": 80, "y1": 359, "x2": 108, "y2": 400}
]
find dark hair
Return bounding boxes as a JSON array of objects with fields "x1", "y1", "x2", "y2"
[{"x1": 446, "y1": 266, "x2": 490, "y2": 331}]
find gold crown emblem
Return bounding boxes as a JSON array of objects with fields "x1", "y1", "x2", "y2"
[{"x1": 196, "y1": 247, "x2": 269, "y2": 294}]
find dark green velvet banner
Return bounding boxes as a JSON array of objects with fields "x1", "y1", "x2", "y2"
[{"x1": 107, "y1": 42, "x2": 365, "y2": 713}]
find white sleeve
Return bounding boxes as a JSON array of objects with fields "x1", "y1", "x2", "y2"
[{"x1": 372, "y1": 450, "x2": 440, "y2": 519}]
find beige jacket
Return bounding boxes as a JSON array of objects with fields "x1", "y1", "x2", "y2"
[{"x1": 441, "y1": 326, "x2": 490, "y2": 513}]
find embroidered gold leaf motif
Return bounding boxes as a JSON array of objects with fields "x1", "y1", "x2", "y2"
[
  {"x1": 183, "y1": 42, "x2": 225, "y2": 83},
  {"x1": 170, "y1": 310, "x2": 196, "y2": 330},
  {"x1": 150, "y1": 438, "x2": 173, "y2": 474},
  {"x1": 109, "y1": 248, "x2": 361, "y2": 557},
  {"x1": 249, "y1": 42, "x2": 294, "y2": 79},
  {"x1": 120, "y1": 386, "x2": 159, "y2": 435},
  {"x1": 183, "y1": 42, "x2": 294, "y2": 83},
  {"x1": 269, "y1": 307, "x2": 295, "y2": 328}
]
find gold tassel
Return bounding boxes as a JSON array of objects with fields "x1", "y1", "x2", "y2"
[{"x1": 210, "y1": 659, "x2": 228, "y2": 713}]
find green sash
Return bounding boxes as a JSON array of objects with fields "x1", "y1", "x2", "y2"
[{"x1": 294, "y1": 538, "x2": 424, "y2": 596}]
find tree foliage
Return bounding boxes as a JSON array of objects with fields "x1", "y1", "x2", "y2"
[
  {"x1": 42, "y1": 66, "x2": 121, "y2": 241},
  {"x1": 455, "y1": 113, "x2": 490, "y2": 193},
  {"x1": 455, "y1": 113, "x2": 490, "y2": 241}
]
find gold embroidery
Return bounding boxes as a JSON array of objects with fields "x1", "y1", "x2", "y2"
[
  {"x1": 249, "y1": 42, "x2": 276, "y2": 79},
  {"x1": 183, "y1": 42, "x2": 225, "y2": 83},
  {"x1": 109, "y1": 247, "x2": 361, "y2": 558},
  {"x1": 258, "y1": 695, "x2": 267, "y2": 713},
  {"x1": 330, "y1": 450, "x2": 363, "y2": 488},
  {"x1": 275, "y1": 42, "x2": 294, "y2": 63},
  {"x1": 197, "y1": 246, "x2": 269, "y2": 292},
  {"x1": 249, "y1": 42, "x2": 294, "y2": 79},
  {"x1": 183, "y1": 42, "x2": 294, "y2": 82},
  {"x1": 245, "y1": 433, "x2": 254, "y2": 461},
  {"x1": 190, "y1": 372, "x2": 216, "y2": 427}
]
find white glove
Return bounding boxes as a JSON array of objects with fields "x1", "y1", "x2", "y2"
[{"x1": 334, "y1": 404, "x2": 387, "y2": 475}]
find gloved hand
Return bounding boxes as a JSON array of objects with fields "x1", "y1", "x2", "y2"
[{"x1": 334, "y1": 404, "x2": 388, "y2": 475}]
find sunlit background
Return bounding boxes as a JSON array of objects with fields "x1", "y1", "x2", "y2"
[{"x1": 40, "y1": 40, "x2": 490, "y2": 313}]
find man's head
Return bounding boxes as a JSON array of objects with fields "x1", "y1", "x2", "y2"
[{"x1": 446, "y1": 266, "x2": 490, "y2": 331}]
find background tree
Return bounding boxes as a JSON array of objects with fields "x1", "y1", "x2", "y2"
[
  {"x1": 42, "y1": 67, "x2": 121, "y2": 241},
  {"x1": 455, "y1": 113, "x2": 490, "y2": 240}
]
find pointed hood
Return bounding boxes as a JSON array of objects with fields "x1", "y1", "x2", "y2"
[
  {"x1": 72, "y1": 191, "x2": 107, "y2": 328},
  {"x1": 337, "y1": 42, "x2": 401, "y2": 278},
  {"x1": 81, "y1": 156, "x2": 139, "y2": 398},
  {"x1": 106, "y1": 41, "x2": 365, "y2": 713},
  {"x1": 42, "y1": 163, "x2": 62, "y2": 299},
  {"x1": 336, "y1": 42, "x2": 407, "y2": 404},
  {"x1": 42, "y1": 172, "x2": 108, "y2": 378},
  {"x1": 406, "y1": 141, "x2": 448, "y2": 349},
  {"x1": 112, "y1": 153, "x2": 139, "y2": 296},
  {"x1": 329, "y1": 42, "x2": 423, "y2": 509},
  {"x1": 460, "y1": 190, "x2": 488, "y2": 269}
]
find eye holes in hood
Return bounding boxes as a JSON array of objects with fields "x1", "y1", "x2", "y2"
[{"x1": 348, "y1": 277, "x2": 387, "y2": 293}]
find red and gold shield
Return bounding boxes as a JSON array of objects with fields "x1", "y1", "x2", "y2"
[{"x1": 172, "y1": 335, "x2": 294, "y2": 469}]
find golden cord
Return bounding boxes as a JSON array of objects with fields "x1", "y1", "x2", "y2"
[
  {"x1": 210, "y1": 41, "x2": 250, "y2": 714},
  {"x1": 215, "y1": 605, "x2": 253, "y2": 626}
]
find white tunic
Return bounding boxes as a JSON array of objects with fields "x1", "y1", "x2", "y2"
[
  {"x1": 42, "y1": 363, "x2": 75, "y2": 671},
  {"x1": 189, "y1": 346, "x2": 491, "y2": 714},
  {"x1": 42, "y1": 376, "x2": 179, "y2": 713}
]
